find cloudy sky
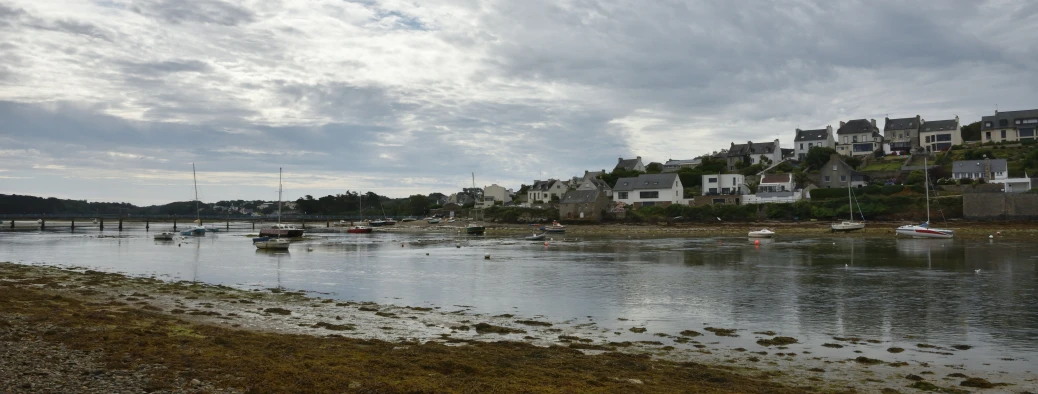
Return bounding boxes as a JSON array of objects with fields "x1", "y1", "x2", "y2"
[{"x1": 1, "y1": 0, "x2": 1036, "y2": 205}]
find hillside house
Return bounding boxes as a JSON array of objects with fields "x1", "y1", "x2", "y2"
[
  {"x1": 758, "y1": 173, "x2": 794, "y2": 193},
  {"x1": 819, "y1": 154, "x2": 869, "y2": 188},
  {"x1": 613, "y1": 173, "x2": 684, "y2": 207},
  {"x1": 559, "y1": 190, "x2": 609, "y2": 221},
  {"x1": 576, "y1": 171, "x2": 612, "y2": 197},
  {"x1": 614, "y1": 156, "x2": 646, "y2": 172},
  {"x1": 527, "y1": 179, "x2": 566, "y2": 204},
  {"x1": 919, "y1": 116, "x2": 961, "y2": 153},
  {"x1": 793, "y1": 126, "x2": 834, "y2": 160},
  {"x1": 953, "y1": 159, "x2": 1008, "y2": 181},
  {"x1": 481, "y1": 184, "x2": 512, "y2": 208},
  {"x1": 836, "y1": 119, "x2": 883, "y2": 157},
  {"x1": 662, "y1": 158, "x2": 701, "y2": 172},
  {"x1": 701, "y1": 174, "x2": 748, "y2": 195},
  {"x1": 980, "y1": 109, "x2": 1038, "y2": 143},
  {"x1": 726, "y1": 140, "x2": 781, "y2": 170},
  {"x1": 883, "y1": 115, "x2": 921, "y2": 153}
]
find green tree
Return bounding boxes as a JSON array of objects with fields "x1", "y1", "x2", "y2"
[
  {"x1": 407, "y1": 194, "x2": 428, "y2": 216},
  {"x1": 843, "y1": 155, "x2": 862, "y2": 170},
  {"x1": 960, "y1": 121, "x2": 981, "y2": 141},
  {"x1": 792, "y1": 169, "x2": 810, "y2": 189},
  {"x1": 803, "y1": 146, "x2": 837, "y2": 171},
  {"x1": 645, "y1": 162, "x2": 663, "y2": 173}
]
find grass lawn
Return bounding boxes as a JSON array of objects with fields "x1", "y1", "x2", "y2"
[{"x1": 860, "y1": 159, "x2": 904, "y2": 171}]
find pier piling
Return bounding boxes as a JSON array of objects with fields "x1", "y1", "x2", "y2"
[
  {"x1": 118, "y1": 219, "x2": 123, "y2": 231},
  {"x1": 173, "y1": 220, "x2": 177, "y2": 231},
  {"x1": 99, "y1": 219, "x2": 103, "y2": 231},
  {"x1": 71, "y1": 219, "x2": 75, "y2": 232}
]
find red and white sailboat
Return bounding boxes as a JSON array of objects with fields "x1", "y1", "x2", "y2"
[{"x1": 895, "y1": 157, "x2": 953, "y2": 239}]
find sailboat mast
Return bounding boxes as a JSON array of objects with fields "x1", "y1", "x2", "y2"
[
  {"x1": 847, "y1": 179, "x2": 852, "y2": 221},
  {"x1": 924, "y1": 157, "x2": 930, "y2": 223},
  {"x1": 277, "y1": 168, "x2": 283, "y2": 224},
  {"x1": 192, "y1": 163, "x2": 199, "y2": 223}
]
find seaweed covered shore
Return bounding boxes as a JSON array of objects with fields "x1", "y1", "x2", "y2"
[{"x1": 1, "y1": 262, "x2": 1031, "y2": 393}]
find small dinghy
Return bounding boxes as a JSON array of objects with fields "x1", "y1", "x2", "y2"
[
  {"x1": 154, "y1": 232, "x2": 176, "y2": 241},
  {"x1": 747, "y1": 229, "x2": 775, "y2": 238},
  {"x1": 524, "y1": 233, "x2": 546, "y2": 241}
]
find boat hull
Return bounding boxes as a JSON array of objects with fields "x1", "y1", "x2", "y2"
[
  {"x1": 465, "y1": 226, "x2": 486, "y2": 235},
  {"x1": 748, "y1": 231, "x2": 774, "y2": 238},
  {"x1": 154, "y1": 233, "x2": 176, "y2": 241},
  {"x1": 181, "y1": 228, "x2": 206, "y2": 236},
  {"x1": 346, "y1": 227, "x2": 372, "y2": 234},
  {"x1": 896, "y1": 226, "x2": 953, "y2": 239},
  {"x1": 255, "y1": 240, "x2": 290, "y2": 250},
  {"x1": 259, "y1": 228, "x2": 304, "y2": 237},
  {"x1": 524, "y1": 233, "x2": 546, "y2": 241},
  {"x1": 831, "y1": 222, "x2": 865, "y2": 232}
]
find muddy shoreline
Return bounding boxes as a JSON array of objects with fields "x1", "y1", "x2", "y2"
[{"x1": 3, "y1": 262, "x2": 1033, "y2": 393}]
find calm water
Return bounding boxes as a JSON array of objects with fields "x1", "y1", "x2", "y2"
[{"x1": 1, "y1": 223, "x2": 1036, "y2": 374}]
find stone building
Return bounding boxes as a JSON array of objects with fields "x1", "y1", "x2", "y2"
[{"x1": 558, "y1": 190, "x2": 609, "y2": 221}]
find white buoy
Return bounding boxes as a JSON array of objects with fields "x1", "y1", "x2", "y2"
[
  {"x1": 484, "y1": 253, "x2": 490, "y2": 260},
  {"x1": 307, "y1": 246, "x2": 313, "y2": 251},
  {"x1": 975, "y1": 269, "x2": 981, "y2": 274},
  {"x1": 989, "y1": 235, "x2": 994, "y2": 239}
]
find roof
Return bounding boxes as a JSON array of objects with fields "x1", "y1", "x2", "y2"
[
  {"x1": 922, "y1": 119, "x2": 958, "y2": 133},
  {"x1": 728, "y1": 141, "x2": 777, "y2": 157},
  {"x1": 760, "y1": 173, "x2": 792, "y2": 184},
  {"x1": 981, "y1": 109, "x2": 1038, "y2": 130},
  {"x1": 530, "y1": 180, "x2": 556, "y2": 191},
  {"x1": 612, "y1": 173, "x2": 680, "y2": 191},
  {"x1": 794, "y1": 128, "x2": 829, "y2": 142},
  {"x1": 884, "y1": 117, "x2": 919, "y2": 131},
  {"x1": 663, "y1": 158, "x2": 701, "y2": 166},
  {"x1": 837, "y1": 119, "x2": 877, "y2": 135},
  {"x1": 582, "y1": 171, "x2": 604, "y2": 180},
  {"x1": 614, "y1": 157, "x2": 642, "y2": 171},
  {"x1": 953, "y1": 159, "x2": 1008, "y2": 174},
  {"x1": 560, "y1": 190, "x2": 602, "y2": 204}
]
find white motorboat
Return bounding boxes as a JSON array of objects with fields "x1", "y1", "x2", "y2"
[
  {"x1": 895, "y1": 157, "x2": 953, "y2": 239},
  {"x1": 255, "y1": 238, "x2": 291, "y2": 250},
  {"x1": 154, "y1": 232, "x2": 176, "y2": 241},
  {"x1": 748, "y1": 229, "x2": 775, "y2": 238}
]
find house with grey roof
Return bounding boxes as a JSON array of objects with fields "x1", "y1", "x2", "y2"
[
  {"x1": 953, "y1": 159, "x2": 1008, "y2": 182},
  {"x1": 883, "y1": 115, "x2": 921, "y2": 153},
  {"x1": 836, "y1": 119, "x2": 883, "y2": 157},
  {"x1": 919, "y1": 116, "x2": 960, "y2": 153},
  {"x1": 575, "y1": 170, "x2": 613, "y2": 197},
  {"x1": 726, "y1": 139, "x2": 781, "y2": 170},
  {"x1": 793, "y1": 126, "x2": 834, "y2": 160},
  {"x1": 818, "y1": 154, "x2": 869, "y2": 189},
  {"x1": 527, "y1": 179, "x2": 566, "y2": 205},
  {"x1": 612, "y1": 173, "x2": 684, "y2": 207},
  {"x1": 662, "y1": 158, "x2": 701, "y2": 172},
  {"x1": 979, "y1": 109, "x2": 1038, "y2": 143},
  {"x1": 559, "y1": 189, "x2": 609, "y2": 221},
  {"x1": 613, "y1": 156, "x2": 646, "y2": 172}
]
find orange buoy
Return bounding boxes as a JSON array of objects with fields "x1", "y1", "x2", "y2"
[{"x1": 754, "y1": 239, "x2": 760, "y2": 245}]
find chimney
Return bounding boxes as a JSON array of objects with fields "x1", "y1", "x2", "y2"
[
  {"x1": 636, "y1": 156, "x2": 641, "y2": 161},
  {"x1": 870, "y1": 119, "x2": 877, "y2": 128},
  {"x1": 618, "y1": 157, "x2": 623, "y2": 163},
  {"x1": 840, "y1": 121, "x2": 846, "y2": 127}
]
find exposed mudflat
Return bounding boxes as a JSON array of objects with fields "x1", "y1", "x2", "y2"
[{"x1": 3, "y1": 262, "x2": 1034, "y2": 393}]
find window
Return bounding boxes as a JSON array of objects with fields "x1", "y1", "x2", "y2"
[
  {"x1": 1000, "y1": 119, "x2": 1008, "y2": 127},
  {"x1": 1001, "y1": 130, "x2": 1006, "y2": 139},
  {"x1": 1023, "y1": 118, "x2": 1038, "y2": 124},
  {"x1": 639, "y1": 191, "x2": 659, "y2": 199},
  {"x1": 852, "y1": 136, "x2": 858, "y2": 143},
  {"x1": 844, "y1": 136, "x2": 848, "y2": 143},
  {"x1": 1020, "y1": 128, "x2": 1035, "y2": 137},
  {"x1": 800, "y1": 143, "x2": 803, "y2": 150},
  {"x1": 936, "y1": 134, "x2": 952, "y2": 142},
  {"x1": 832, "y1": 165, "x2": 837, "y2": 171},
  {"x1": 708, "y1": 188, "x2": 717, "y2": 194},
  {"x1": 708, "y1": 177, "x2": 717, "y2": 183},
  {"x1": 617, "y1": 192, "x2": 628, "y2": 199},
  {"x1": 824, "y1": 176, "x2": 831, "y2": 182},
  {"x1": 840, "y1": 175, "x2": 846, "y2": 182},
  {"x1": 731, "y1": 177, "x2": 737, "y2": 184},
  {"x1": 986, "y1": 131, "x2": 991, "y2": 140},
  {"x1": 984, "y1": 122, "x2": 992, "y2": 128}
]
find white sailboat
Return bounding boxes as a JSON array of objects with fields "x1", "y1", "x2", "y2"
[
  {"x1": 831, "y1": 180, "x2": 865, "y2": 232},
  {"x1": 257, "y1": 168, "x2": 292, "y2": 250},
  {"x1": 896, "y1": 157, "x2": 953, "y2": 239},
  {"x1": 181, "y1": 163, "x2": 206, "y2": 236},
  {"x1": 259, "y1": 168, "x2": 304, "y2": 238}
]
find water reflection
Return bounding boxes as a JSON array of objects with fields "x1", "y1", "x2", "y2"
[{"x1": 0, "y1": 230, "x2": 1035, "y2": 372}]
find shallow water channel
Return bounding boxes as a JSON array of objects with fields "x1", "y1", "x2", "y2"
[{"x1": 2, "y1": 224, "x2": 1036, "y2": 377}]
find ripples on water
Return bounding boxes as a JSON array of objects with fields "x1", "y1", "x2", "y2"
[{"x1": 1, "y1": 224, "x2": 1036, "y2": 372}]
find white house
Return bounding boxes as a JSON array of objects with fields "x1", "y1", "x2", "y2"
[
  {"x1": 481, "y1": 184, "x2": 512, "y2": 208},
  {"x1": 527, "y1": 179, "x2": 566, "y2": 204},
  {"x1": 576, "y1": 171, "x2": 612, "y2": 197},
  {"x1": 613, "y1": 173, "x2": 684, "y2": 207},
  {"x1": 953, "y1": 159, "x2": 1007, "y2": 181},
  {"x1": 701, "y1": 174, "x2": 748, "y2": 195},
  {"x1": 793, "y1": 126, "x2": 835, "y2": 160},
  {"x1": 758, "y1": 173, "x2": 794, "y2": 193},
  {"x1": 662, "y1": 158, "x2": 701, "y2": 172},
  {"x1": 919, "y1": 116, "x2": 961, "y2": 153}
]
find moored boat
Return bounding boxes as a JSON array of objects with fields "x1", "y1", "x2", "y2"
[
  {"x1": 543, "y1": 221, "x2": 566, "y2": 233},
  {"x1": 346, "y1": 225, "x2": 372, "y2": 234},
  {"x1": 895, "y1": 156, "x2": 953, "y2": 239},
  {"x1": 154, "y1": 231, "x2": 176, "y2": 241},
  {"x1": 259, "y1": 168, "x2": 305, "y2": 238},
  {"x1": 832, "y1": 178, "x2": 866, "y2": 232},
  {"x1": 427, "y1": 218, "x2": 441, "y2": 224},
  {"x1": 524, "y1": 233, "x2": 546, "y2": 241},
  {"x1": 465, "y1": 223, "x2": 486, "y2": 235},
  {"x1": 748, "y1": 229, "x2": 775, "y2": 238},
  {"x1": 401, "y1": 217, "x2": 417, "y2": 222},
  {"x1": 255, "y1": 238, "x2": 290, "y2": 250}
]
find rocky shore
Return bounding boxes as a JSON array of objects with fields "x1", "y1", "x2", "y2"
[{"x1": 2, "y1": 262, "x2": 1034, "y2": 393}]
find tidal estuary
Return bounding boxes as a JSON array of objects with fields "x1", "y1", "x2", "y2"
[{"x1": 2, "y1": 224, "x2": 1036, "y2": 391}]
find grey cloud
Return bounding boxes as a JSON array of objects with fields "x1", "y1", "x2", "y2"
[
  {"x1": 132, "y1": 0, "x2": 255, "y2": 26},
  {"x1": 0, "y1": 4, "x2": 112, "y2": 41},
  {"x1": 120, "y1": 60, "x2": 212, "y2": 75},
  {"x1": 273, "y1": 81, "x2": 408, "y2": 123}
]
